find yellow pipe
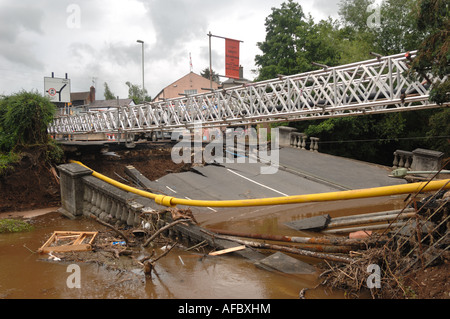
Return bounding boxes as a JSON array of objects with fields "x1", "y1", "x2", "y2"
[{"x1": 70, "y1": 160, "x2": 450, "y2": 208}]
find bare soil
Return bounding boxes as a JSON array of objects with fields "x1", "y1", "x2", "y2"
[
  {"x1": 0, "y1": 143, "x2": 188, "y2": 213},
  {"x1": 0, "y1": 145, "x2": 61, "y2": 213},
  {"x1": 402, "y1": 261, "x2": 450, "y2": 299}
]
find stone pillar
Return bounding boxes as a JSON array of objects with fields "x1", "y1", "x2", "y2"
[
  {"x1": 278, "y1": 126, "x2": 297, "y2": 147},
  {"x1": 309, "y1": 137, "x2": 320, "y2": 152},
  {"x1": 412, "y1": 148, "x2": 444, "y2": 172},
  {"x1": 57, "y1": 163, "x2": 92, "y2": 218}
]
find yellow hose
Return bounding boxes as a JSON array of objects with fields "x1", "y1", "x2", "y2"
[{"x1": 70, "y1": 160, "x2": 450, "y2": 208}]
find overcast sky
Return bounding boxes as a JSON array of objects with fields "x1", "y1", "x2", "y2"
[{"x1": 0, "y1": 0, "x2": 341, "y2": 100}]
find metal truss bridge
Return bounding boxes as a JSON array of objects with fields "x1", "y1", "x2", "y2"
[{"x1": 49, "y1": 51, "x2": 448, "y2": 135}]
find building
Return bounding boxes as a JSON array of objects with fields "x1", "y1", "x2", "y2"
[
  {"x1": 221, "y1": 66, "x2": 251, "y2": 89},
  {"x1": 70, "y1": 86, "x2": 96, "y2": 107},
  {"x1": 87, "y1": 98, "x2": 135, "y2": 112},
  {"x1": 67, "y1": 85, "x2": 134, "y2": 115},
  {"x1": 153, "y1": 72, "x2": 219, "y2": 102}
]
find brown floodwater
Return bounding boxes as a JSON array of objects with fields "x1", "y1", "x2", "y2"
[{"x1": 0, "y1": 196, "x2": 405, "y2": 299}]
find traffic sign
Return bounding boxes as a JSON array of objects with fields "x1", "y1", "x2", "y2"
[{"x1": 44, "y1": 76, "x2": 71, "y2": 103}]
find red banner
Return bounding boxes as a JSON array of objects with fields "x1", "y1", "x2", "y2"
[{"x1": 225, "y1": 38, "x2": 240, "y2": 79}]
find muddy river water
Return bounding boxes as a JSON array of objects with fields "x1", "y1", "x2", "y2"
[{"x1": 0, "y1": 196, "x2": 405, "y2": 299}]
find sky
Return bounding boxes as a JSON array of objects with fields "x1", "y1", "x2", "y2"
[{"x1": 0, "y1": 0, "x2": 342, "y2": 100}]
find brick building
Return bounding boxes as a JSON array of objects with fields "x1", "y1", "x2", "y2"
[{"x1": 153, "y1": 72, "x2": 219, "y2": 102}]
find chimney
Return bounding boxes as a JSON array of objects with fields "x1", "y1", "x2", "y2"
[{"x1": 89, "y1": 86, "x2": 95, "y2": 104}]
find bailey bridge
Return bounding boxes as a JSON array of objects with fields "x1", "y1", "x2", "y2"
[{"x1": 49, "y1": 51, "x2": 448, "y2": 136}]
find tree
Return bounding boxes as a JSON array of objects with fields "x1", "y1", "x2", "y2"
[
  {"x1": 296, "y1": 17, "x2": 341, "y2": 70},
  {"x1": 254, "y1": 0, "x2": 449, "y2": 163},
  {"x1": 125, "y1": 81, "x2": 151, "y2": 104},
  {"x1": 200, "y1": 68, "x2": 220, "y2": 84},
  {"x1": 410, "y1": 0, "x2": 449, "y2": 105},
  {"x1": 337, "y1": 0, "x2": 425, "y2": 56},
  {"x1": 374, "y1": 0, "x2": 426, "y2": 55},
  {"x1": 254, "y1": 0, "x2": 307, "y2": 80},
  {"x1": 339, "y1": 0, "x2": 375, "y2": 31},
  {"x1": 255, "y1": 1, "x2": 342, "y2": 81},
  {"x1": 103, "y1": 82, "x2": 116, "y2": 100}
]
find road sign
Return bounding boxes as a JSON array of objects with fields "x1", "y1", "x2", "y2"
[{"x1": 44, "y1": 77, "x2": 71, "y2": 103}]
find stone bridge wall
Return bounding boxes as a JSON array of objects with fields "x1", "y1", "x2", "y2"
[{"x1": 57, "y1": 163, "x2": 160, "y2": 227}]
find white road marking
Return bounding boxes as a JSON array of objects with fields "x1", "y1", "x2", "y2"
[
  {"x1": 166, "y1": 185, "x2": 177, "y2": 193},
  {"x1": 185, "y1": 196, "x2": 218, "y2": 212},
  {"x1": 226, "y1": 169, "x2": 289, "y2": 197}
]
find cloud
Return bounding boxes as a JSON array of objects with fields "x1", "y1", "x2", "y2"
[
  {"x1": 311, "y1": 0, "x2": 341, "y2": 20},
  {"x1": 0, "y1": 2, "x2": 46, "y2": 69},
  {"x1": 0, "y1": 0, "x2": 344, "y2": 99},
  {"x1": 0, "y1": 3, "x2": 44, "y2": 43}
]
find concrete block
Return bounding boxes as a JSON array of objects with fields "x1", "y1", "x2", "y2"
[
  {"x1": 254, "y1": 252, "x2": 316, "y2": 274},
  {"x1": 285, "y1": 214, "x2": 331, "y2": 231}
]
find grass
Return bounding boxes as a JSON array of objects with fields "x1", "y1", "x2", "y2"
[
  {"x1": 0, "y1": 152, "x2": 21, "y2": 176},
  {"x1": 0, "y1": 219, "x2": 34, "y2": 233}
]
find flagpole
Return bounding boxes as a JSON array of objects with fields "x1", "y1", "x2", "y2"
[{"x1": 208, "y1": 31, "x2": 212, "y2": 89}]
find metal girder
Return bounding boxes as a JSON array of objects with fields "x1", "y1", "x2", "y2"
[{"x1": 48, "y1": 51, "x2": 448, "y2": 135}]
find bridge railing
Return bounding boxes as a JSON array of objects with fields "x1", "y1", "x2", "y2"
[{"x1": 49, "y1": 51, "x2": 447, "y2": 135}]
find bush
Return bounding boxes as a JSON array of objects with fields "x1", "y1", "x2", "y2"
[
  {"x1": 0, "y1": 90, "x2": 56, "y2": 152},
  {"x1": 0, "y1": 91, "x2": 63, "y2": 175}
]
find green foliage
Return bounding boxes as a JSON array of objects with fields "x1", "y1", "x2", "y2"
[
  {"x1": 0, "y1": 152, "x2": 20, "y2": 175},
  {"x1": 338, "y1": 0, "x2": 424, "y2": 56},
  {"x1": 338, "y1": 0, "x2": 375, "y2": 32},
  {"x1": 126, "y1": 81, "x2": 151, "y2": 104},
  {"x1": 254, "y1": 0, "x2": 450, "y2": 163},
  {"x1": 426, "y1": 108, "x2": 450, "y2": 155},
  {"x1": 103, "y1": 82, "x2": 116, "y2": 100},
  {"x1": 45, "y1": 138, "x2": 64, "y2": 164},
  {"x1": 200, "y1": 68, "x2": 220, "y2": 84},
  {"x1": 0, "y1": 219, "x2": 33, "y2": 233},
  {"x1": 0, "y1": 91, "x2": 56, "y2": 152},
  {"x1": 374, "y1": 0, "x2": 425, "y2": 54},
  {"x1": 0, "y1": 91, "x2": 64, "y2": 176},
  {"x1": 410, "y1": 0, "x2": 449, "y2": 105},
  {"x1": 255, "y1": 0, "x2": 307, "y2": 80},
  {"x1": 254, "y1": 1, "x2": 341, "y2": 80}
]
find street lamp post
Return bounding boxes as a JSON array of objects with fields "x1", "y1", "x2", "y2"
[{"x1": 136, "y1": 40, "x2": 144, "y2": 102}]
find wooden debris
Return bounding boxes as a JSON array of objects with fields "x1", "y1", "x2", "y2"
[
  {"x1": 201, "y1": 229, "x2": 354, "y2": 264},
  {"x1": 38, "y1": 231, "x2": 98, "y2": 254},
  {"x1": 209, "y1": 245, "x2": 246, "y2": 256},
  {"x1": 142, "y1": 218, "x2": 191, "y2": 248},
  {"x1": 89, "y1": 214, "x2": 132, "y2": 246},
  {"x1": 142, "y1": 243, "x2": 178, "y2": 277}
]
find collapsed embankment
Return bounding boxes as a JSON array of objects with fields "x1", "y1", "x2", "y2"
[{"x1": 0, "y1": 143, "x2": 188, "y2": 213}]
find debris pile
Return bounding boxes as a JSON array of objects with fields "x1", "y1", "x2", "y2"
[
  {"x1": 318, "y1": 189, "x2": 450, "y2": 299},
  {"x1": 38, "y1": 208, "x2": 201, "y2": 279}
]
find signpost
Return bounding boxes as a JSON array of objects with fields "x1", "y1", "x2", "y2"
[{"x1": 44, "y1": 75, "x2": 71, "y2": 103}]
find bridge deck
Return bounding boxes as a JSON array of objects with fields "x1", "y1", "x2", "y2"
[{"x1": 134, "y1": 147, "x2": 406, "y2": 227}]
